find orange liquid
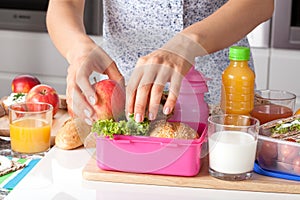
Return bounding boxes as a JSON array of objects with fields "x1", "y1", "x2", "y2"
[
  {"x1": 10, "y1": 118, "x2": 51, "y2": 154},
  {"x1": 250, "y1": 104, "x2": 293, "y2": 124},
  {"x1": 220, "y1": 60, "x2": 255, "y2": 115}
]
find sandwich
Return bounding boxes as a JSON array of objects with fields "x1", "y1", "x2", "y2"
[
  {"x1": 148, "y1": 120, "x2": 199, "y2": 140},
  {"x1": 260, "y1": 115, "x2": 300, "y2": 143}
]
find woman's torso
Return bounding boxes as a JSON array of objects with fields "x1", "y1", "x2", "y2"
[{"x1": 101, "y1": 0, "x2": 253, "y2": 105}]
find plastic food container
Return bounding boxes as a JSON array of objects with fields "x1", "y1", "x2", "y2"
[
  {"x1": 256, "y1": 123, "x2": 300, "y2": 177},
  {"x1": 95, "y1": 126, "x2": 207, "y2": 177}
]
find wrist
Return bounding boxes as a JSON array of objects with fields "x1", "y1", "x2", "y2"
[
  {"x1": 66, "y1": 36, "x2": 97, "y2": 64},
  {"x1": 160, "y1": 33, "x2": 207, "y2": 65}
]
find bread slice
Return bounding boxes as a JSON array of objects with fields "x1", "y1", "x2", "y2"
[{"x1": 0, "y1": 98, "x2": 6, "y2": 117}]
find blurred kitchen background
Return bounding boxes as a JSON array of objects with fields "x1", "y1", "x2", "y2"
[
  {"x1": 0, "y1": 0, "x2": 102, "y2": 97},
  {"x1": 0, "y1": 0, "x2": 299, "y2": 107}
]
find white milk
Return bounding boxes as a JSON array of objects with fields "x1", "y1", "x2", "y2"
[{"x1": 208, "y1": 131, "x2": 257, "y2": 174}]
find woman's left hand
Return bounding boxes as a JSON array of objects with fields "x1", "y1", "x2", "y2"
[{"x1": 126, "y1": 49, "x2": 192, "y2": 122}]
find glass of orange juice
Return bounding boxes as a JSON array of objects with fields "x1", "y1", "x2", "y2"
[
  {"x1": 9, "y1": 102, "x2": 53, "y2": 157},
  {"x1": 250, "y1": 90, "x2": 296, "y2": 125}
]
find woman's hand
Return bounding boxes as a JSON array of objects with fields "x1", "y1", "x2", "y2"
[
  {"x1": 66, "y1": 42, "x2": 124, "y2": 125},
  {"x1": 126, "y1": 49, "x2": 192, "y2": 122},
  {"x1": 126, "y1": 33, "x2": 207, "y2": 122}
]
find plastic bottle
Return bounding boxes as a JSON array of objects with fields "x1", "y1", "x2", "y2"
[
  {"x1": 168, "y1": 67, "x2": 209, "y2": 134},
  {"x1": 220, "y1": 46, "x2": 255, "y2": 115}
]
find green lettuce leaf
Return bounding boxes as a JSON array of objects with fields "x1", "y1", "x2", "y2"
[{"x1": 91, "y1": 114, "x2": 150, "y2": 138}]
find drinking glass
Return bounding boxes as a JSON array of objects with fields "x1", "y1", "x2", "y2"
[
  {"x1": 208, "y1": 114, "x2": 259, "y2": 181},
  {"x1": 250, "y1": 89, "x2": 296, "y2": 124},
  {"x1": 9, "y1": 102, "x2": 53, "y2": 158}
]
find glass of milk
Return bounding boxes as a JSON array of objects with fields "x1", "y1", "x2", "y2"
[{"x1": 208, "y1": 114, "x2": 259, "y2": 181}]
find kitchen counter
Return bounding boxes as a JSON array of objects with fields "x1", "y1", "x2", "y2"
[{"x1": 4, "y1": 146, "x2": 300, "y2": 200}]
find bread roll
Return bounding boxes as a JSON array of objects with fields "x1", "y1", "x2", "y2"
[
  {"x1": 149, "y1": 120, "x2": 199, "y2": 140},
  {"x1": 0, "y1": 100, "x2": 5, "y2": 117},
  {"x1": 55, "y1": 118, "x2": 91, "y2": 150}
]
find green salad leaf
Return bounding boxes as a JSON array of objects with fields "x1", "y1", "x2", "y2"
[
  {"x1": 271, "y1": 119, "x2": 300, "y2": 135},
  {"x1": 13, "y1": 93, "x2": 25, "y2": 101},
  {"x1": 91, "y1": 114, "x2": 150, "y2": 138}
]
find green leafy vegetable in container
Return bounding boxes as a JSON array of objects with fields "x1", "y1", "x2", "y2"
[{"x1": 92, "y1": 114, "x2": 150, "y2": 138}]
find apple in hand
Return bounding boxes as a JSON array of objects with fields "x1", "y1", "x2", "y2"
[
  {"x1": 12, "y1": 74, "x2": 41, "y2": 93},
  {"x1": 26, "y1": 84, "x2": 60, "y2": 116},
  {"x1": 93, "y1": 79, "x2": 125, "y2": 120}
]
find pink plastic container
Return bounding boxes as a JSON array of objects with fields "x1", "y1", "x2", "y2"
[
  {"x1": 95, "y1": 126, "x2": 207, "y2": 176},
  {"x1": 168, "y1": 67, "x2": 209, "y2": 134}
]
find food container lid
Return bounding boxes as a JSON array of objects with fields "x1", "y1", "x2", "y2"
[
  {"x1": 181, "y1": 67, "x2": 208, "y2": 93},
  {"x1": 254, "y1": 161, "x2": 300, "y2": 181}
]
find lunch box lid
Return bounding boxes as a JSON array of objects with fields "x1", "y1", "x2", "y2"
[{"x1": 254, "y1": 161, "x2": 300, "y2": 181}]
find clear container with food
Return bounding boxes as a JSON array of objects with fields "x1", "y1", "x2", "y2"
[{"x1": 256, "y1": 116, "x2": 300, "y2": 176}]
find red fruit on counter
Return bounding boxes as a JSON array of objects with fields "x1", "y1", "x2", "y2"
[
  {"x1": 278, "y1": 143, "x2": 298, "y2": 163},
  {"x1": 293, "y1": 156, "x2": 300, "y2": 174},
  {"x1": 26, "y1": 84, "x2": 60, "y2": 116},
  {"x1": 12, "y1": 74, "x2": 41, "y2": 93},
  {"x1": 259, "y1": 141, "x2": 278, "y2": 160},
  {"x1": 93, "y1": 79, "x2": 125, "y2": 120}
]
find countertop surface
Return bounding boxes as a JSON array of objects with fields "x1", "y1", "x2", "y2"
[{"x1": 4, "y1": 146, "x2": 300, "y2": 200}]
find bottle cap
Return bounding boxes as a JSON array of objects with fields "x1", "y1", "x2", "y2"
[{"x1": 229, "y1": 46, "x2": 250, "y2": 61}]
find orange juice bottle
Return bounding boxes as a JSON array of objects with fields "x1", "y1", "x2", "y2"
[{"x1": 220, "y1": 46, "x2": 255, "y2": 115}]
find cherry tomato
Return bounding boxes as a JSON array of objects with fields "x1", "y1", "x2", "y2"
[
  {"x1": 277, "y1": 162, "x2": 293, "y2": 172},
  {"x1": 278, "y1": 143, "x2": 298, "y2": 163},
  {"x1": 259, "y1": 141, "x2": 278, "y2": 159},
  {"x1": 293, "y1": 156, "x2": 300, "y2": 174}
]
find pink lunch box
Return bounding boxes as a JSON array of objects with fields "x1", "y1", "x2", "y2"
[{"x1": 95, "y1": 125, "x2": 207, "y2": 177}]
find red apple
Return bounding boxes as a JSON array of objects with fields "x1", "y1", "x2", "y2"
[
  {"x1": 93, "y1": 79, "x2": 125, "y2": 120},
  {"x1": 26, "y1": 84, "x2": 60, "y2": 116},
  {"x1": 12, "y1": 74, "x2": 41, "y2": 93}
]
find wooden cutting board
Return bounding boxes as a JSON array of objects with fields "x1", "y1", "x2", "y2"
[
  {"x1": 82, "y1": 156, "x2": 300, "y2": 194},
  {"x1": 0, "y1": 109, "x2": 70, "y2": 145}
]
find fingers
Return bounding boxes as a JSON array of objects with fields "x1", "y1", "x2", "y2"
[
  {"x1": 164, "y1": 73, "x2": 182, "y2": 115},
  {"x1": 76, "y1": 68, "x2": 97, "y2": 107},
  {"x1": 148, "y1": 84, "x2": 165, "y2": 120},
  {"x1": 66, "y1": 79, "x2": 95, "y2": 125},
  {"x1": 127, "y1": 62, "x2": 183, "y2": 122},
  {"x1": 105, "y1": 62, "x2": 126, "y2": 93},
  {"x1": 147, "y1": 66, "x2": 171, "y2": 119},
  {"x1": 75, "y1": 46, "x2": 116, "y2": 107},
  {"x1": 104, "y1": 62, "x2": 124, "y2": 84},
  {"x1": 126, "y1": 66, "x2": 144, "y2": 119},
  {"x1": 133, "y1": 83, "x2": 151, "y2": 122}
]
